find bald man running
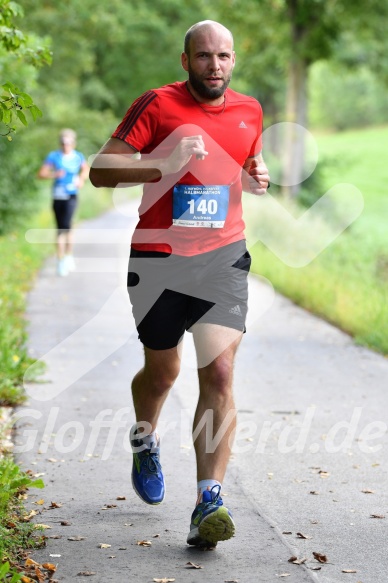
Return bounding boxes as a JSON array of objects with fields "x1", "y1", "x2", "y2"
[{"x1": 90, "y1": 20, "x2": 270, "y2": 547}]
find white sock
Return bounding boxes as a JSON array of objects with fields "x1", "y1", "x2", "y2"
[
  {"x1": 197, "y1": 479, "x2": 222, "y2": 504},
  {"x1": 130, "y1": 423, "x2": 159, "y2": 450}
]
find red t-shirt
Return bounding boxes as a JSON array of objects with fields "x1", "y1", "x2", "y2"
[{"x1": 112, "y1": 81, "x2": 263, "y2": 256}]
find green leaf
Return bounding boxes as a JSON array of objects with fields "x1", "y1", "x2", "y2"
[
  {"x1": 16, "y1": 109, "x2": 28, "y2": 126},
  {"x1": 0, "y1": 562, "x2": 10, "y2": 577},
  {"x1": 2, "y1": 82, "x2": 19, "y2": 93},
  {"x1": 2, "y1": 108, "x2": 12, "y2": 124},
  {"x1": 29, "y1": 104, "x2": 42, "y2": 121},
  {"x1": 8, "y1": 2, "x2": 24, "y2": 18},
  {"x1": 30, "y1": 478, "x2": 45, "y2": 489},
  {"x1": 10, "y1": 571, "x2": 23, "y2": 583},
  {"x1": 18, "y1": 91, "x2": 33, "y2": 107}
]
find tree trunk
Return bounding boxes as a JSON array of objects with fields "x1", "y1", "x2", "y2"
[{"x1": 282, "y1": 0, "x2": 309, "y2": 197}]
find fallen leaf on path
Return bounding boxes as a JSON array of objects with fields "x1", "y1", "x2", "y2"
[
  {"x1": 370, "y1": 514, "x2": 385, "y2": 519},
  {"x1": 77, "y1": 572, "x2": 96, "y2": 576},
  {"x1": 319, "y1": 471, "x2": 330, "y2": 478},
  {"x1": 296, "y1": 532, "x2": 312, "y2": 539},
  {"x1": 34, "y1": 499, "x2": 45, "y2": 505},
  {"x1": 153, "y1": 579, "x2": 175, "y2": 583},
  {"x1": 35, "y1": 524, "x2": 52, "y2": 529},
  {"x1": 153, "y1": 534, "x2": 160, "y2": 538},
  {"x1": 277, "y1": 574, "x2": 290, "y2": 578},
  {"x1": 288, "y1": 556, "x2": 307, "y2": 565},
  {"x1": 342, "y1": 569, "x2": 357, "y2": 573},
  {"x1": 116, "y1": 496, "x2": 126, "y2": 500},
  {"x1": 25, "y1": 558, "x2": 40, "y2": 567},
  {"x1": 309, "y1": 567, "x2": 322, "y2": 571},
  {"x1": 33, "y1": 566, "x2": 45, "y2": 582},
  {"x1": 361, "y1": 489, "x2": 375, "y2": 494},
  {"x1": 42, "y1": 563, "x2": 57, "y2": 571},
  {"x1": 186, "y1": 561, "x2": 202, "y2": 569},
  {"x1": 49, "y1": 501, "x2": 63, "y2": 508},
  {"x1": 310, "y1": 491, "x2": 319, "y2": 495},
  {"x1": 47, "y1": 535, "x2": 62, "y2": 539},
  {"x1": 68, "y1": 536, "x2": 85, "y2": 541},
  {"x1": 60, "y1": 520, "x2": 71, "y2": 526},
  {"x1": 313, "y1": 552, "x2": 328, "y2": 563},
  {"x1": 47, "y1": 458, "x2": 58, "y2": 463},
  {"x1": 23, "y1": 509, "x2": 38, "y2": 521},
  {"x1": 282, "y1": 531, "x2": 292, "y2": 535},
  {"x1": 137, "y1": 540, "x2": 152, "y2": 546},
  {"x1": 98, "y1": 543, "x2": 111, "y2": 548},
  {"x1": 124, "y1": 523, "x2": 133, "y2": 526}
]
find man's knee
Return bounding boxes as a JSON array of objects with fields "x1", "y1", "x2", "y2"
[
  {"x1": 143, "y1": 350, "x2": 181, "y2": 394},
  {"x1": 200, "y1": 356, "x2": 234, "y2": 396}
]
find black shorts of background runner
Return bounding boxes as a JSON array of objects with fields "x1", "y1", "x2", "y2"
[
  {"x1": 53, "y1": 195, "x2": 77, "y2": 233},
  {"x1": 127, "y1": 240, "x2": 251, "y2": 350}
]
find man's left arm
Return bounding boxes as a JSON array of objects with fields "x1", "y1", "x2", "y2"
[{"x1": 242, "y1": 153, "x2": 270, "y2": 196}]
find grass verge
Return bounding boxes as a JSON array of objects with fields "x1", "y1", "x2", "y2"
[
  {"x1": 0, "y1": 182, "x2": 113, "y2": 574},
  {"x1": 248, "y1": 125, "x2": 388, "y2": 355},
  {"x1": 0, "y1": 456, "x2": 45, "y2": 580},
  {"x1": 0, "y1": 183, "x2": 113, "y2": 406}
]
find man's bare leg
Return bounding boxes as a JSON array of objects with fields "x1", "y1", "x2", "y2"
[
  {"x1": 131, "y1": 344, "x2": 181, "y2": 431},
  {"x1": 130, "y1": 343, "x2": 182, "y2": 505},
  {"x1": 186, "y1": 324, "x2": 242, "y2": 545},
  {"x1": 192, "y1": 323, "x2": 242, "y2": 483}
]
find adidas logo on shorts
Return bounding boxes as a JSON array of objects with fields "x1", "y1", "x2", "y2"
[{"x1": 229, "y1": 304, "x2": 242, "y2": 316}]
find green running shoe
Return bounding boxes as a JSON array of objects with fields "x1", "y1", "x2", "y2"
[{"x1": 187, "y1": 485, "x2": 235, "y2": 546}]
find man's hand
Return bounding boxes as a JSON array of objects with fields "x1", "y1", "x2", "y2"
[
  {"x1": 162, "y1": 135, "x2": 208, "y2": 175},
  {"x1": 246, "y1": 158, "x2": 270, "y2": 196}
]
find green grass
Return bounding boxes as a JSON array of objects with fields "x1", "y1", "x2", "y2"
[
  {"x1": 249, "y1": 125, "x2": 388, "y2": 354},
  {"x1": 0, "y1": 457, "x2": 45, "y2": 580},
  {"x1": 0, "y1": 183, "x2": 113, "y2": 406},
  {"x1": 0, "y1": 182, "x2": 114, "y2": 575}
]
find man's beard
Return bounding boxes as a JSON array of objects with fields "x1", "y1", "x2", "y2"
[{"x1": 188, "y1": 64, "x2": 231, "y2": 100}]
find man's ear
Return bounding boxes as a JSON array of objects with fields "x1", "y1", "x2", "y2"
[{"x1": 181, "y1": 52, "x2": 189, "y2": 72}]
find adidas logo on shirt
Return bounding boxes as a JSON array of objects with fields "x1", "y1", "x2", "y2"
[
  {"x1": 229, "y1": 305, "x2": 242, "y2": 316},
  {"x1": 239, "y1": 121, "x2": 248, "y2": 128}
]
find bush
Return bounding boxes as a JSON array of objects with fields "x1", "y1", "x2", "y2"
[{"x1": 0, "y1": 136, "x2": 42, "y2": 235}]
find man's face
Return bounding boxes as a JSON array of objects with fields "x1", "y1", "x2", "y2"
[{"x1": 182, "y1": 27, "x2": 235, "y2": 102}]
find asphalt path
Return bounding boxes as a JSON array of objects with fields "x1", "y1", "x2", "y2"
[{"x1": 16, "y1": 201, "x2": 388, "y2": 583}]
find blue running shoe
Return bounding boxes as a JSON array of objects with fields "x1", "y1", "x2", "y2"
[
  {"x1": 131, "y1": 434, "x2": 165, "y2": 505},
  {"x1": 187, "y1": 485, "x2": 235, "y2": 546}
]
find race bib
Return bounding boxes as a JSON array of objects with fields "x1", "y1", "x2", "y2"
[{"x1": 172, "y1": 184, "x2": 229, "y2": 228}]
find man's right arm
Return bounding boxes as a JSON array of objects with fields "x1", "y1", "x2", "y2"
[
  {"x1": 89, "y1": 136, "x2": 209, "y2": 188},
  {"x1": 89, "y1": 138, "x2": 163, "y2": 188}
]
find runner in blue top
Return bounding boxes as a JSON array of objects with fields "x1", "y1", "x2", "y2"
[{"x1": 38, "y1": 129, "x2": 89, "y2": 276}]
